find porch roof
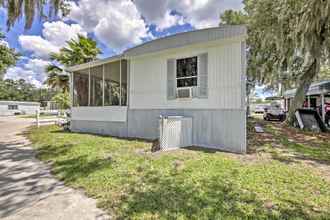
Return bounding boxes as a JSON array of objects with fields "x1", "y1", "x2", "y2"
[
  {"x1": 66, "y1": 55, "x2": 123, "y2": 72},
  {"x1": 283, "y1": 80, "x2": 330, "y2": 98}
]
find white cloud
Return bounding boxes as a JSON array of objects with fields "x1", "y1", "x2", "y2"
[
  {"x1": 5, "y1": 59, "x2": 50, "y2": 87},
  {"x1": 135, "y1": 0, "x2": 243, "y2": 29},
  {"x1": 19, "y1": 36, "x2": 59, "y2": 58},
  {"x1": 66, "y1": 0, "x2": 242, "y2": 51},
  {"x1": 42, "y1": 21, "x2": 86, "y2": 47},
  {"x1": 19, "y1": 21, "x2": 87, "y2": 58},
  {"x1": 68, "y1": 0, "x2": 151, "y2": 51},
  {"x1": 135, "y1": 1, "x2": 182, "y2": 31},
  {"x1": 155, "y1": 11, "x2": 184, "y2": 31},
  {"x1": 0, "y1": 38, "x2": 9, "y2": 47}
]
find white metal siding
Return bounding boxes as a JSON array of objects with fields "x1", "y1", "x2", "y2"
[
  {"x1": 129, "y1": 39, "x2": 243, "y2": 110},
  {"x1": 71, "y1": 106, "x2": 127, "y2": 122}
]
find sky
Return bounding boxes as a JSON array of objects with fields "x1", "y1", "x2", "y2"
[{"x1": 0, "y1": 0, "x2": 243, "y2": 88}]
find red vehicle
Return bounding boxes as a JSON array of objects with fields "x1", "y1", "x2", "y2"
[{"x1": 318, "y1": 103, "x2": 330, "y2": 126}]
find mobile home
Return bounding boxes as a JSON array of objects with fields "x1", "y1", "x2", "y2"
[
  {"x1": 0, "y1": 101, "x2": 40, "y2": 116},
  {"x1": 67, "y1": 26, "x2": 247, "y2": 153}
]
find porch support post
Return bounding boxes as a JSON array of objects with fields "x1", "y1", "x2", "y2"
[
  {"x1": 88, "y1": 64, "x2": 91, "y2": 106},
  {"x1": 102, "y1": 64, "x2": 105, "y2": 106},
  {"x1": 119, "y1": 59, "x2": 122, "y2": 106},
  {"x1": 321, "y1": 93, "x2": 325, "y2": 122},
  {"x1": 70, "y1": 71, "x2": 74, "y2": 108},
  {"x1": 307, "y1": 96, "x2": 311, "y2": 108}
]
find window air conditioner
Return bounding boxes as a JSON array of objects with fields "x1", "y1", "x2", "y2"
[{"x1": 177, "y1": 87, "x2": 192, "y2": 98}]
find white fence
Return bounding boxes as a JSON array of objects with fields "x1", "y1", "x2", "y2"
[{"x1": 35, "y1": 110, "x2": 68, "y2": 127}]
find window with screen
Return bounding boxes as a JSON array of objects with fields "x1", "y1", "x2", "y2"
[
  {"x1": 176, "y1": 56, "x2": 198, "y2": 88},
  {"x1": 90, "y1": 65, "x2": 103, "y2": 106},
  {"x1": 73, "y1": 69, "x2": 89, "y2": 107}
]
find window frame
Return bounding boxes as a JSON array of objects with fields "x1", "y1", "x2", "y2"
[
  {"x1": 8, "y1": 105, "x2": 18, "y2": 110},
  {"x1": 175, "y1": 56, "x2": 198, "y2": 89}
]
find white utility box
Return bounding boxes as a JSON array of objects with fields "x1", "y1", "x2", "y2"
[{"x1": 159, "y1": 116, "x2": 193, "y2": 150}]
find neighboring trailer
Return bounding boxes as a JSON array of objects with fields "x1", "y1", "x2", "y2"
[
  {"x1": 68, "y1": 26, "x2": 247, "y2": 153},
  {"x1": 0, "y1": 101, "x2": 40, "y2": 116},
  {"x1": 284, "y1": 80, "x2": 330, "y2": 125}
]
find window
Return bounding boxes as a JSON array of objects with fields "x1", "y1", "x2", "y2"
[
  {"x1": 90, "y1": 65, "x2": 103, "y2": 106},
  {"x1": 121, "y1": 60, "x2": 128, "y2": 106},
  {"x1": 104, "y1": 62, "x2": 120, "y2": 106},
  {"x1": 176, "y1": 56, "x2": 198, "y2": 88},
  {"x1": 73, "y1": 69, "x2": 89, "y2": 106},
  {"x1": 8, "y1": 105, "x2": 18, "y2": 110}
]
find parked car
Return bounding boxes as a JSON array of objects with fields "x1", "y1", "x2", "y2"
[
  {"x1": 264, "y1": 103, "x2": 286, "y2": 121},
  {"x1": 254, "y1": 105, "x2": 268, "y2": 114}
]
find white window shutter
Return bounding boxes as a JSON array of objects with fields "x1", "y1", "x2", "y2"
[
  {"x1": 167, "y1": 59, "x2": 176, "y2": 100},
  {"x1": 198, "y1": 53, "x2": 208, "y2": 98}
]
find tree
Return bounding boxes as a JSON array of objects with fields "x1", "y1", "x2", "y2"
[
  {"x1": 0, "y1": 0, "x2": 70, "y2": 30},
  {"x1": 241, "y1": 0, "x2": 330, "y2": 124},
  {"x1": 45, "y1": 35, "x2": 101, "y2": 91},
  {"x1": 317, "y1": 65, "x2": 330, "y2": 81},
  {"x1": 0, "y1": 31, "x2": 19, "y2": 79},
  {"x1": 220, "y1": 10, "x2": 247, "y2": 25},
  {"x1": 0, "y1": 78, "x2": 56, "y2": 101},
  {"x1": 45, "y1": 65, "x2": 69, "y2": 92},
  {"x1": 52, "y1": 91, "x2": 70, "y2": 110},
  {"x1": 50, "y1": 34, "x2": 101, "y2": 66}
]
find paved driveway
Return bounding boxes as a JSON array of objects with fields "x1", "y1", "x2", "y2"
[{"x1": 0, "y1": 116, "x2": 109, "y2": 220}]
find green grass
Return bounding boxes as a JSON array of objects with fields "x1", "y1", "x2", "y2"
[
  {"x1": 19, "y1": 114, "x2": 58, "y2": 119},
  {"x1": 253, "y1": 118, "x2": 330, "y2": 164},
  {"x1": 27, "y1": 125, "x2": 330, "y2": 220}
]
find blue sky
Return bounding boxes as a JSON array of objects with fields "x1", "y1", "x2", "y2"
[{"x1": 0, "y1": 0, "x2": 243, "y2": 88}]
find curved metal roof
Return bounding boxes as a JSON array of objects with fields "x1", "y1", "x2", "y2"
[
  {"x1": 284, "y1": 80, "x2": 330, "y2": 98},
  {"x1": 125, "y1": 25, "x2": 246, "y2": 57},
  {"x1": 67, "y1": 25, "x2": 246, "y2": 72}
]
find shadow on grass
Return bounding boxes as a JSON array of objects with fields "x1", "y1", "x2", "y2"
[
  {"x1": 50, "y1": 129, "x2": 154, "y2": 143},
  {"x1": 51, "y1": 155, "x2": 114, "y2": 183},
  {"x1": 36, "y1": 144, "x2": 74, "y2": 160},
  {"x1": 183, "y1": 146, "x2": 218, "y2": 154},
  {"x1": 110, "y1": 169, "x2": 326, "y2": 219},
  {"x1": 247, "y1": 117, "x2": 330, "y2": 165}
]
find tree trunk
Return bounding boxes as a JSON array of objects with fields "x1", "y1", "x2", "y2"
[{"x1": 287, "y1": 55, "x2": 320, "y2": 125}]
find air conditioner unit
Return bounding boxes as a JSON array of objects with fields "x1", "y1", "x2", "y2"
[{"x1": 177, "y1": 87, "x2": 192, "y2": 98}]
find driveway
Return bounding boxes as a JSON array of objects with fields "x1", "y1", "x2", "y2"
[{"x1": 0, "y1": 116, "x2": 109, "y2": 220}]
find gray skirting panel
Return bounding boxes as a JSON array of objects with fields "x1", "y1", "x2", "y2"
[{"x1": 71, "y1": 109, "x2": 246, "y2": 153}]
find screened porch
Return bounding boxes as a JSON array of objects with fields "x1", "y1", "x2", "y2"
[{"x1": 72, "y1": 59, "x2": 128, "y2": 107}]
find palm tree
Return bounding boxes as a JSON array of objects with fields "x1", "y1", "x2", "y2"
[
  {"x1": 50, "y1": 35, "x2": 101, "y2": 66},
  {"x1": 45, "y1": 65, "x2": 69, "y2": 92},
  {"x1": 0, "y1": 0, "x2": 69, "y2": 30},
  {"x1": 45, "y1": 35, "x2": 101, "y2": 91}
]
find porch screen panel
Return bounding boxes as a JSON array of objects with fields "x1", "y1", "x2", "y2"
[
  {"x1": 73, "y1": 69, "x2": 89, "y2": 106},
  {"x1": 104, "y1": 62, "x2": 120, "y2": 106},
  {"x1": 90, "y1": 65, "x2": 103, "y2": 106},
  {"x1": 121, "y1": 60, "x2": 128, "y2": 106}
]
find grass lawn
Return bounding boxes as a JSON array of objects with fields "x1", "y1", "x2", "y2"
[
  {"x1": 19, "y1": 114, "x2": 58, "y2": 119},
  {"x1": 26, "y1": 124, "x2": 330, "y2": 220}
]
